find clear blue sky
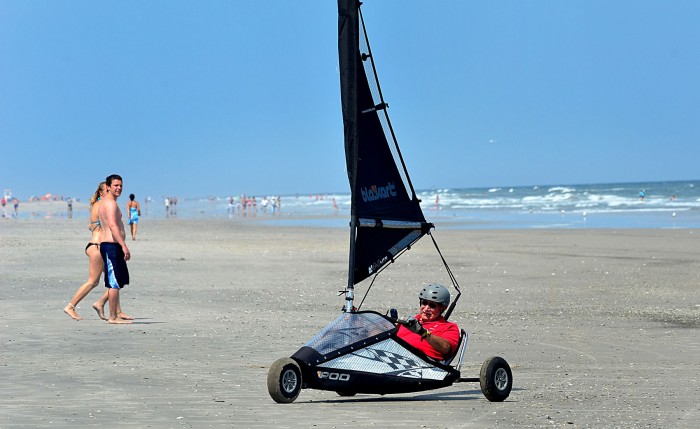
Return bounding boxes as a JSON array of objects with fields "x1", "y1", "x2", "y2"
[{"x1": 2, "y1": 0, "x2": 698, "y2": 201}]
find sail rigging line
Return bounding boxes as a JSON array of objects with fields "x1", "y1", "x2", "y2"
[
  {"x1": 428, "y1": 231, "x2": 462, "y2": 321},
  {"x1": 352, "y1": 222, "x2": 425, "y2": 311},
  {"x1": 355, "y1": 271, "x2": 378, "y2": 312},
  {"x1": 353, "y1": 231, "x2": 462, "y2": 320},
  {"x1": 354, "y1": 236, "x2": 414, "y2": 312},
  {"x1": 358, "y1": 6, "x2": 420, "y2": 201}
]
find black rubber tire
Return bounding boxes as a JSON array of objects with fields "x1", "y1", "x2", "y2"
[
  {"x1": 480, "y1": 356, "x2": 512, "y2": 402},
  {"x1": 267, "y1": 358, "x2": 302, "y2": 403}
]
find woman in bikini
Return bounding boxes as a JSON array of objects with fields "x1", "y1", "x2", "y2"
[{"x1": 64, "y1": 183, "x2": 133, "y2": 321}]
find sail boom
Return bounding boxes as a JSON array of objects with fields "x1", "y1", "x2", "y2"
[
  {"x1": 358, "y1": 218, "x2": 433, "y2": 230},
  {"x1": 387, "y1": 231, "x2": 423, "y2": 256}
]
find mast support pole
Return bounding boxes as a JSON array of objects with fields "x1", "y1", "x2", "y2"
[{"x1": 345, "y1": 217, "x2": 357, "y2": 312}]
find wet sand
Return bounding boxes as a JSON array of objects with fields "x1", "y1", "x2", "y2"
[{"x1": 1, "y1": 219, "x2": 699, "y2": 428}]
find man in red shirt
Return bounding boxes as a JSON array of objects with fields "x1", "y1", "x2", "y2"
[{"x1": 397, "y1": 284, "x2": 460, "y2": 360}]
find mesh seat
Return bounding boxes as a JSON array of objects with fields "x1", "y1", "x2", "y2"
[{"x1": 441, "y1": 329, "x2": 467, "y2": 366}]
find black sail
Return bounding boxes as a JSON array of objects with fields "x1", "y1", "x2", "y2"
[{"x1": 338, "y1": 0, "x2": 431, "y2": 286}]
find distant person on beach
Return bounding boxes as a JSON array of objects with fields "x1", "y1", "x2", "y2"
[
  {"x1": 13, "y1": 197, "x2": 19, "y2": 217},
  {"x1": 126, "y1": 194, "x2": 141, "y2": 240},
  {"x1": 1, "y1": 196, "x2": 6, "y2": 217},
  {"x1": 67, "y1": 198, "x2": 73, "y2": 218},
  {"x1": 172, "y1": 196, "x2": 178, "y2": 216},
  {"x1": 639, "y1": 190, "x2": 645, "y2": 201},
  {"x1": 228, "y1": 196, "x2": 235, "y2": 218},
  {"x1": 99, "y1": 174, "x2": 134, "y2": 324},
  {"x1": 397, "y1": 284, "x2": 460, "y2": 360},
  {"x1": 164, "y1": 197, "x2": 170, "y2": 218},
  {"x1": 63, "y1": 182, "x2": 112, "y2": 321}
]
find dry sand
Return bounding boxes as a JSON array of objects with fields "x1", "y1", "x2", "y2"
[{"x1": 1, "y1": 218, "x2": 699, "y2": 428}]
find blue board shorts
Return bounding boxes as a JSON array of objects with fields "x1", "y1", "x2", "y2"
[{"x1": 100, "y1": 242, "x2": 130, "y2": 289}]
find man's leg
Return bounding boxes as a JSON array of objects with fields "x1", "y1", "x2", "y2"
[
  {"x1": 93, "y1": 290, "x2": 108, "y2": 320},
  {"x1": 108, "y1": 288, "x2": 130, "y2": 324}
]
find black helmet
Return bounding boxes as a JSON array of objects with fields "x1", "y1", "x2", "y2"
[{"x1": 419, "y1": 284, "x2": 450, "y2": 307}]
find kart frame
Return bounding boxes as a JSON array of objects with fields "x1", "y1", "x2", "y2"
[{"x1": 267, "y1": 311, "x2": 512, "y2": 403}]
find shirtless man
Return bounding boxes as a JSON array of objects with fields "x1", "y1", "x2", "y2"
[{"x1": 99, "y1": 174, "x2": 133, "y2": 324}]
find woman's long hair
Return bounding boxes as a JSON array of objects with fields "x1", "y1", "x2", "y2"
[{"x1": 90, "y1": 182, "x2": 106, "y2": 207}]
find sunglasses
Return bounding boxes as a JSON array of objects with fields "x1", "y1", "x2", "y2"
[{"x1": 420, "y1": 299, "x2": 440, "y2": 309}]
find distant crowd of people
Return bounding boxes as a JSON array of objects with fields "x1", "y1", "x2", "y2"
[
  {"x1": 228, "y1": 195, "x2": 282, "y2": 218},
  {"x1": 164, "y1": 196, "x2": 178, "y2": 218},
  {"x1": 1, "y1": 196, "x2": 19, "y2": 218}
]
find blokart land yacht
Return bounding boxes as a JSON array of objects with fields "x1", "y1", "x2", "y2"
[{"x1": 267, "y1": 0, "x2": 512, "y2": 404}]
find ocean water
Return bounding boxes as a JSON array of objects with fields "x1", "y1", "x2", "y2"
[
  {"x1": 7, "y1": 180, "x2": 700, "y2": 229},
  {"x1": 141, "y1": 180, "x2": 700, "y2": 229},
  {"x1": 420, "y1": 180, "x2": 700, "y2": 229}
]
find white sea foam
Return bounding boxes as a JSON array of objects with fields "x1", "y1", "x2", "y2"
[{"x1": 547, "y1": 186, "x2": 576, "y2": 193}]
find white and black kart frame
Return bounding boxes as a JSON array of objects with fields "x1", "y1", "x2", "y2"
[{"x1": 267, "y1": 311, "x2": 512, "y2": 403}]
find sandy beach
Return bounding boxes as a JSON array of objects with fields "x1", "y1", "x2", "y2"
[{"x1": 1, "y1": 218, "x2": 699, "y2": 428}]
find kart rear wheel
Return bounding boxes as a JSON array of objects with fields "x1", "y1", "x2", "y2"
[
  {"x1": 267, "y1": 357, "x2": 302, "y2": 403},
  {"x1": 480, "y1": 356, "x2": 512, "y2": 402}
]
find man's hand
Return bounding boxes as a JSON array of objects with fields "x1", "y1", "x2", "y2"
[
  {"x1": 122, "y1": 244, "x2": 131, "y2": 261},
  {"x1": 398, "y1": 316, "x2": 426, "y2": 336}
]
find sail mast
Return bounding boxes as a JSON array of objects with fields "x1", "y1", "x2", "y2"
[{"x1": 338, "y1": 0, "x2": 359, "y2": 312}]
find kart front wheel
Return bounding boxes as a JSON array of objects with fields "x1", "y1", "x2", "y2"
[
  {"x1": 480, "y1": 356, "x2": 512, "y2": 402},
  {"x1": 267, "y1": 357, "x2": 302, "y2": 403}
]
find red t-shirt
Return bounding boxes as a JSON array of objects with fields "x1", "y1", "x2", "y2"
[{"x1": 396, "y1": 314, "x2": 460, "y2": 360}]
